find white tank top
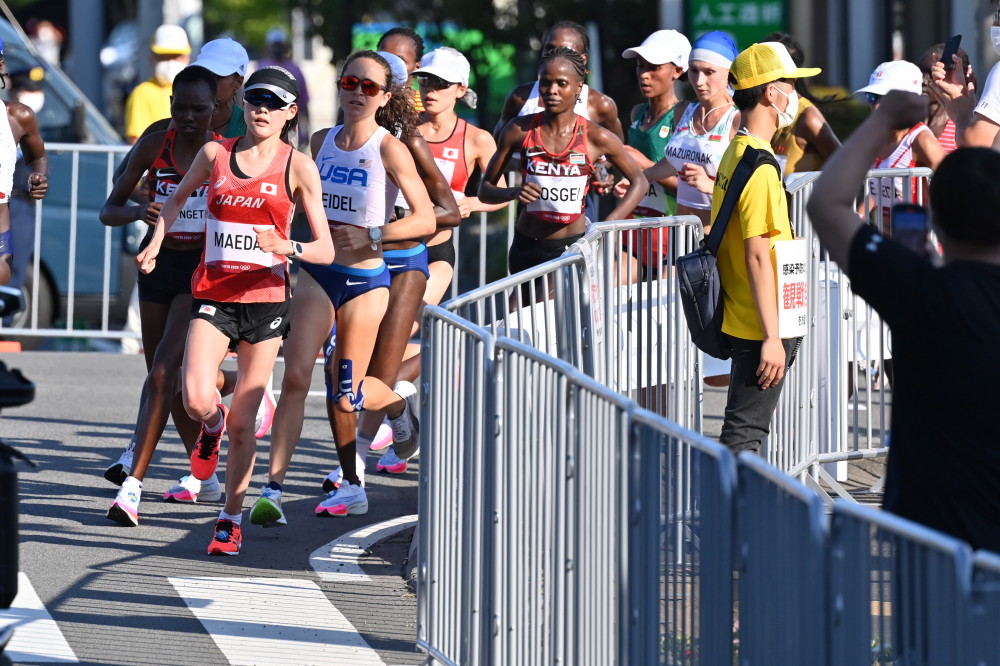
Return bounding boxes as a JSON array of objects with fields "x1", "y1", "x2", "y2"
[
  {"x1": 315, "y1": 125, "x2": 398, "y2": 228},
  {"x1": 663, "y1": 102, "x2": 738, "y2": 210},
  {"x1": 0, "y1": 102, "x2": 17, "y2": 200},
  {"x1": 517, "y1": 81, "x2": 591, "y2": 118},
  {"x1": 868, "y1": 123, "x2": 930, "y2": 214}
]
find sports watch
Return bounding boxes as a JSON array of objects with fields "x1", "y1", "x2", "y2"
[
  {"x1": 290, "y1": 241, "x2": 304, "y2": 258},
  {"x1": 368, "y1": 226, "x2": 382, "y2": 251}
]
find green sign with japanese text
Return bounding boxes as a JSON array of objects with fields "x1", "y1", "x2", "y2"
[{"x1": 687, "y1": 0, "x2": 788, "y2": 52}]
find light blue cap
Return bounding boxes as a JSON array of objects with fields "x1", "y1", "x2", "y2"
[{"x1": 377, "y1": 50, "x2": 409, "y2": 87}]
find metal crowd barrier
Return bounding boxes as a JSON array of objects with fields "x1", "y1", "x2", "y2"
[{"x1": 779, "y1": 167, "x2": 932, "y2": 500}]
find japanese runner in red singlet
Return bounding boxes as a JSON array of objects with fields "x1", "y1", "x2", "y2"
[{"x1": 135, "y1": 66, "x2": 334, "y2": 555}]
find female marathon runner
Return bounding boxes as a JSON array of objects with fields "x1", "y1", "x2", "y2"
[
  {"x1": 103, "y1": 67, "x2": 224, "y2": 524},
  {"x1": 248, "y1": 51, "x2": 433, "y2": 527},
  {"x1": 368, "y1": 46, "x2": 510, "y2": 475},
  {"x1": 481, "y1": 47, "x2": 647, "y2": 275},
  {"x1": 616, "y1": 29, "x2": 691, "y2": 273},
  {"x1": 637, "y1": 30, "x2": 740, "y2": 230},
  {"x1": 126, "y1": 67, "x2": 335, "y2": 555}
]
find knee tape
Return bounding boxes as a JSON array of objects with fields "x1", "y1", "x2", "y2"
[
  {"x1": 329, "y1": 359, "x2": 365, "y2": 411},
  {"x1": 0, "y1": 229, "x2": 10, "y2": 257}
]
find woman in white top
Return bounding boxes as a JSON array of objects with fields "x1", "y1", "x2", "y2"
[{"x1": 638, "y1": 31, "x2": 740, "y2": 229}]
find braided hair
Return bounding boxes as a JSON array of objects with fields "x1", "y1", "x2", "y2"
[
  {"x1": 378, "y1": 27, "x2": 425, "y2": 61},
  {"x1": 343, "y1": 50, "x2": 420, "y2": 140},
  {"x1": 546, "y1": 20, "x2": 589, "y2": 56},
  {"x1": 539, "y1": 46, "x2": 587, "y2": 82}
]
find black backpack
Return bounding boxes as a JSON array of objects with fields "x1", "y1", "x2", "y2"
[{"x1": 675, "y1": 146, "x2": 782, "y2": 360}]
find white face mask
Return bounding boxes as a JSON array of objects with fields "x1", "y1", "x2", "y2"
[
  {"x1": 154, "y1": 59, "x2": 185, "y2": 85},
  {"x1": 17, "y1": 91, "x2": 44, "y2": 113},
  {"x1": 992, "y1": 26, "x2": 1000, "y2": 57},
  {"x1": 774, "y1": 85, "x2": 798, "y2": 129}
]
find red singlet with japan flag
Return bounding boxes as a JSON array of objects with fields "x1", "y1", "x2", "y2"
[
  {"x1": 426, "y1": 118, "x2": 470, "y2": 199},
  {"x1": 192, "y1": 137, "x2": 295, "y2": 303},
  {"x1": 521, "y1": 113, "x2": 594, "y2": 224}
]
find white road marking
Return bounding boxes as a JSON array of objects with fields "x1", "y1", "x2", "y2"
[
  {"x1": 310, "y1": 514, "x2": 418, "y2": 584},
  {"x1": 0, "y1": 572, "x2": 79, "y2": 663},
  {"x1": 169, "y1": 576, "x2": 385, "y2": 666}
]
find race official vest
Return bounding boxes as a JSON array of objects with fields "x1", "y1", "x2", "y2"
[
  {"x1": 145, "y1": 129, "x2": 221, "y2": 242},
  {"x1": 316, "y1": 125, "x2": 397, "y2": 228},
  {"x1": 664, "y1": 102, "x2": 738, "y2": 211},
  {"x1": 426, "y1": 117, "x2": 470, "y2": 203},
  {"x1": 192, "y1": 137, "x2": 294, "y2": 303},
  {"x1": 521, "y1": 113, "x2": 593, "y2": 224},
  {"x1": 518, "y1": 81, "x2": 591, "y2": 119}
]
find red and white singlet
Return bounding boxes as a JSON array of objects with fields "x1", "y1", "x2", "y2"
[
  {"x1": 145, "y1": 129, "x2": 221, "y2": 242},
  {"x1": 192, "y1": 137, "x2": 295, "y2": 302},
  {"x1": 520, "y1": 113, "x2": 594, "y2": 224},
  {"x1": 426, "y1": 117, "x2": 470, "y2": 200},
  {"x1": 868, "y1": 123, "x2": 930, "y2": 226}
]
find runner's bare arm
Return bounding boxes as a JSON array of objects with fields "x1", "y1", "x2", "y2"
[
  {"x1": 796, "y1": 105, "x2": 841, "y2": 160},
  {"x1": 913, "y1": 129, "x2": 945, "y2": 171},
  {"x1": 100, "y1": 132, "x2": 163, "y2": 227},
  {"x1": 464, "y1": 127, "x2": 508, "y2": 213},
  {"x1": 113, "y1": 118, "x2": 173, "y2": 183},
  {"x1": 592, "y1": 124, "x2": 647, "y2": 221},
  {"x1": 479, "y1": 119, "x2": 529, "y2": 204},
  {"x1": 590, "y1": 91, "x2": 625, "y2": 141},
  {"x1": 808, "y1": 91, "x2": 928, "y2": 269},
  {"x1": 9, "y1": 103, "x2": 48, "y2": 199},
  {"x1": 494, "y1": 82, "x2": 531, "y2": 140},
  {"x1": 382, "y1": 135, "x2": 436, "y2": 243},
  {"x1": 275, "y1": 151, "x2": 334, "y2": 264}
]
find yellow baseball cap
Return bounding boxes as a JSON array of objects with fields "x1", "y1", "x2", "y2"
[{"x1": 731, "y1": 42, "x2": 820, "y2": 90}]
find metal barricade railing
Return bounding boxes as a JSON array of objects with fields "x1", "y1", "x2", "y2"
[
  {"x1": 828, "y1": 501, "x2": 972, "y2": 665},
  {"x1": 968, "y1": 551, "x2": 1000, "y2": 664},
  {"x1": 629, "y1": 409, "x2": 735, "y2": 666},
  {"x1": 416, "y1": 308, "x2": 495, "y2": 666},
  {"x1": 781, "y1": 167, "x2": 932, "y2": 500},
  {"x1": 735, "y1": 452, "x2": 828, "y2": 665}
]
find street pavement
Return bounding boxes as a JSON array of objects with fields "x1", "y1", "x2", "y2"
[{"x1": 0, "y1": 352, "x2": 423, "y2": 666}]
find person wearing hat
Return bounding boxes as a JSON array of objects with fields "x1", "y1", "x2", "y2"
[
  {"x1": 711, "y1": 41, "x2": 820, "y2": 454},
  {"x1": 123, "y1": 24, "x2": 191, "y2": 143},
  {"x1": 857, "y1": 60, "x2": 944, "y2": 232},
  {"x1": 135, "y1": 66, "x2": 335, "y2": 554},
  {"x1": 614, "y1": 29, "x2": 691, "y2": 272},
  {"x1": 640, "y1": 30, "x2": 740, "y2": 230},
  {"x1": 0, "y1": 39, "x2": 48, "y2": 287},
  {"x1": 257, "y1": 27, "x2": 310, "y2": 144}
]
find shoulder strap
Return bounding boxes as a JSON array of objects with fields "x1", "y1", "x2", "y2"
[{"x1": 705, "y1": 145, "x2": 781, "y2": 256}]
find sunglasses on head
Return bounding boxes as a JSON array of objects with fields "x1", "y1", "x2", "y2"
[
  {"x1": 338, "y1": 75, "x2": 388, "y2": 97},
  {"x1": 865, "y1": 92, "x2": 881, "y2": 106},
  {"x1": 415, "y1": 74, "x2": 454, "y2": 91},
  {"x1": 243, "y1": 91, "x2": 292, "y2": 110}
]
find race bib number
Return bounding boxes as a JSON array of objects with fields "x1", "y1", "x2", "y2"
[
  {"x1": 433, "y1": 156, "x2": 457, "y2": 186},
  {"x1": 525, "y1": 174, "x2": 586, "y2": 222},
  {"x1": 205, "y1": 218, "x2": 275, "y2": 273},
  {"x1": 631, "y1": 181, "x2": 666, "y2": 218},
  {"x1": 322, "y1": 185, "x2": 366, "y2": 226},
  {"x1": 156, "y1": 184, "x2": 209, "y2": 239},
  {"x1": 775, "y1": 239, "x2": 808, "y2": 338}
]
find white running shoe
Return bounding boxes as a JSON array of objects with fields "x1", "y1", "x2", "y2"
[
  {"x1": 376, "y1": 447, "x2": 408, "y2": 474},
  {"x1": 389, "y1": 381, "x2": 420, "y2": 459},
  {"x1": 104, "y1": 438, "x2": 135, "y2": 486},
  {"x1": 369, "y1": 422, "x2": 394, "y2": 452},
  {"x1": 107, "y1": 481, "x2": 141, "y2": 526},
  {"x1": 315, "y1": 482, "x2": 369, "y2": 517},
  {"x1": 163, "y1": 473, "x2": 222, "y2": 503},
  {"x1": 254, "y1": 374, "x2": 276, "y2": 439},
  {"x1": 250, "y1": 485, "x2": 287, "y2": 527}
]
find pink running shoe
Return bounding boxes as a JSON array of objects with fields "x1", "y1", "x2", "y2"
[
  {"x1": 376, "y1": 447, "x2": 407, "y2": 474},
  {"x1": 369, "y1": 422, "x2": 394, "y2": 452},
  {"x1": 191, "y1": 404, "x2": 228, "y2": 480}
]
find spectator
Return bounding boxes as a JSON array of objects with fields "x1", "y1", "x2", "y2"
[
  {"x1": 257, "y1": 27, "x2": 310, "y2": 145},
  {"x1": 123, "y1": 25, "x2": 191, "y2": 143},
  {"x1": 916, "y1": 42, "x2": 974, "y2": 154},
  {"x1": 807, "y1": 90, "x2": 1000, "y2": 553},
  {"x1": 713, "y1": 42, "x2": 819, "y2": 453}
]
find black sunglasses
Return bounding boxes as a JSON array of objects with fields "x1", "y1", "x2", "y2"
[
  {"x1": 415, "y1": 74, "x2": 455, "y2": 91},
  {"x1": 864, "y1": 92, "x2": 881, "y2": 106},
  {"x1": 243, "y1": 91, "x2": 291, "y2": 110},
  {"x1": 338, "y1": 75, "x2": 388, "y2": 97}
]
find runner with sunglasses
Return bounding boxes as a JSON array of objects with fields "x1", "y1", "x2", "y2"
[
  {"x1": 367, "y1": 47, "x2": 510, "y2": 474},
  {"x1": 249, "y1": 51, "x2": 433, "y2": 526},
  {"x1": 131, "y1": 66, "x2": 335, "y2": 555},
  {"x1": 481, "y1": 47, "x2": 648, "y2": 274},
  {"x1": 103, "y1": 66, "x2": 224, "y2": 525}
]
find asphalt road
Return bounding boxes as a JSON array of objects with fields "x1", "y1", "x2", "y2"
[{"x1": 0, "y1": 352, "x2": 422, "y2": 666}]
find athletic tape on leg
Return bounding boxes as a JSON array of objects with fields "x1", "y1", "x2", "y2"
[
  {"x1": 0, "y1": 229, "x2": 11, "y2": 256},
  {"x1": 331, "y1": 359, "x2": 365, "y2": 411}
]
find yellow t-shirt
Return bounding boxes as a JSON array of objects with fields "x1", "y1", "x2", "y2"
[
  {"x1": 124, "y1": 79, "x2": 172, "y2": 141},
  {"x1": 713, "y1": 133, "x2": 793, "y2": 341}
]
